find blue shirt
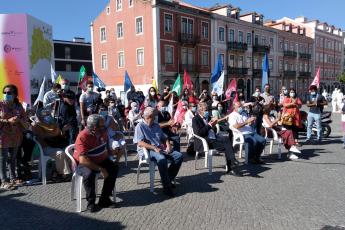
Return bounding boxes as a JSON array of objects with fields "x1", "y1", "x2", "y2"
[
  {"x1": 308, "y1": 94, "x2": 325, "y2": 114},
  {"x1": 133, "y1": 121, "x2": 168, "y2": 156}
]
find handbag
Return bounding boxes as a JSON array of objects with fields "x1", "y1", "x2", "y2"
[{"x1": 280, "y1": 112, "x2": 294, "y2": 126}]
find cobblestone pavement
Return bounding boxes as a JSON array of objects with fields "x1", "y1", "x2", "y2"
[{"x1": 1, "y1": 108, "x2": 345, "y2": 230}]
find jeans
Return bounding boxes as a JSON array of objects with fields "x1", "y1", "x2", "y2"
[
  {"x1": 307, "y1": 112, "x2": 321, "y2": 139},
  {"x1": 0, "y1": 147, "x2": 18, "y2": 182},
  {"x1": 243, "y1": 133, "x2": 266, "y2": 160},
  {"x1": 169, "y1": 135, "x2": 181, "y2": 152},
  {"x1": 149, "y1": 150, "x2": 183, "y2": 188},
  {"x1": 77, "y1": 158, "x2": 119, "y2": 205}
]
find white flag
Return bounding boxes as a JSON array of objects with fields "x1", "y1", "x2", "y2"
[
  {"x1": 34, "y1": 76, "x2": 46, "y2": 106},
  {"x1": 51, "y1": 64, "x2": 57, "y2": 83},
  {"x1": 212, "y1": 71, "x2": 224, "y2": 95},
  {"x1": 167, "y1": 95, "x2": 174, "y2": 116}
]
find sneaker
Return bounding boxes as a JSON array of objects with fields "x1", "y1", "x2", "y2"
[
  {"x1": 289, "y1": 146, "x2": 301, "y2": 154},
  {"x1": 289, "y1": 153, "x2": 299, "y2": 160}
]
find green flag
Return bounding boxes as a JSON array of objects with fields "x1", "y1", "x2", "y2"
[
  {"x1": 172, "y1": 74, "x2": 182, "y2": 96},
  {"x1": 79, "y1": 65, "x2": 86, "y2": 82}
]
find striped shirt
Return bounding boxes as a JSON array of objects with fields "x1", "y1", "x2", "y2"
[{"x1": 74, "y1": 129, "x2": 108, "y2": 164}]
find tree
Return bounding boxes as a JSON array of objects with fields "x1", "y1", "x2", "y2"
[{"x1": 337, "y1": 72, "x2": 345, "y2": 84}]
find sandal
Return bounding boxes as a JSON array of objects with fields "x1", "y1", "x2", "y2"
[{"x1": 0, "y1": 182, "x2": 16, "y2": 191}]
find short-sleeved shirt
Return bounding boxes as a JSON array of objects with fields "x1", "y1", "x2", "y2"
[
  {"x1": 308, "y1": 94, "x2": 325, "y2": 114},
  {"x1": 228, "y1": 111, "x2": 253, "y2": 134},
  {"x1": 43, "y1": 90, "x2": 59, "y2": 109},
  {"x1": 133, "y1": 121, "x2": 168, "y2": 156},
  {"x1": 73, "y1": 129, "x2": 108, "y2": 164},
  {"x1": 261, "y1": 93, "x2": 275, "y2": 105},
  {"x1": 0, "y1": 102, "x2": 26, "y2": 148},
  {"x1": 79, "y1": 92, "x2": 99, "y2": 115}
]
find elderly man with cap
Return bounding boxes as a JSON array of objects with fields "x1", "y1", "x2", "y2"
[{"x1": 134, "y1": 107, "x2": 183, "y2": 197}]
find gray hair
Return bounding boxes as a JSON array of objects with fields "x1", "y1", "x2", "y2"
[
  {"x1": 197, "y1": 102, "x2": 208, "y2": 113},
  {"x1": 86, "y1": 114, "x2": 104, "y2": 130},
  {"x1": 143, "y1": 106, "x2": 156, "y2": 118}
]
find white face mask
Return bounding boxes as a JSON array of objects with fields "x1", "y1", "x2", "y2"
[
  {"x1": 150, "y1": 92, "x2": 156, "y2": 96},
  {"x1": 290, "y1": 93, "x2": 295, "y2": 98}
]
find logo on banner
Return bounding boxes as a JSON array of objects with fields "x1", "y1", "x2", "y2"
[{"x1": 4, "y1": 44, "x2": 11, "y2": 53}]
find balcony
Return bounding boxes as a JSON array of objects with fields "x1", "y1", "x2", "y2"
[
  {"x1": 227, "y1": 41, "x2": 248, "y2": 52},
  {"x1": 227, "y1": 67, "x2": 248, "y2": 75},
  {"x1": 253, "y1": 68, "x2": 262, "y2": 77},
  {"x1": 179, "y1": 64, "x2": 199, "y2": 72},
  {"x1": 299, "y1": 53, "x2": 312, "y2": 59},
  {"x1": 284, "y1": 50, "x2": 297, "y2": 58},
  {"x1": 299, "y1": 71, "x2": 311, "y2": 77},
  {"x1": 284, "y1": 71, "x2": 297, "y2": 77},
  {"x1": 253, "y1": 45, "x2": 270, "y2": 54},
  {"x1": 179, "y1": 33, "x2": 200, "y2": 45}
]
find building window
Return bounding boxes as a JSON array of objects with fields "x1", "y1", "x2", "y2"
[
  {"x1": 229, "y1": 55, "x2": 235, "y2": 67},
  {"x1": 117, "y1": 22, "x2": 123, "y2": 38},
  {"x1": 246, "y1": 57, "x2": 251, "y2": 68},
  {"x1": 254, "y1": 35, "x2": 259, "y2": 45},
  {"x1": 254, "y1": 56, "x2": 258, "y2": 69},
  {"x1": 164, "y1": 14, "x2": 173, "y2": 33},
  {"x1": 129, "y1": 0, "x2": 133, "y2": 7},
  {"x1": 181, "y1": 48, "x2": 194, "y2": 65},
  {"x1": 137, "y1": 48, "x2": 144, "y2": 66},
  {"x1": 247, "y1": 33, "x2": 251, "y2": 45},
  {"x1": 116, "y1": 0, "x2": 122, "y2": 11},
  {"x1": 218, "y1": 27, "x2": 225, "y2": 42},
  {"x1": 269, "y1": 38, "x2": 274, "y2": 49},
  {"x1": 101, "y1": 54, "x2": 108, "y2": 70},
  {"x1": 66, "y1": 64, "x2": 71, "y2": 71},
  {"x1": 261, "y1": 36, "x2": 266, "y2": 45},
  {"x1": 165, "y1": 46, "x2": 173, "y2": 64},
  {"x1": 229, "y1": 29, "x2": 234, "y2": 42},
  {"x1": 201, "y1": 22, "x2": 209, "y2": 39},
  {"x1": 64, "y1": 47, "x2": 71, "y2": 59},
  {"x1": 284, "y1": 61, "x2": 288, "y2": 71},
  {"x1": 201, "y1": 50, "x2": 209, "y2": 66},
  {"x1": 181, "y1": 17, "x2": 193, "y2": 34},
  {"x1": 238, "y1": 31, "x2": 243, "y2": 43},
  {"x1": 118, "y1": 52, "x2": 125, "y2": 68},
  {"x1": 269, "y1": 59, "x2": 273, "y2": 70},
  {"x1": 136, "y1": 17, "x2": 143, "y2": 35},
  {"x1": 279, "y1": 60, "x2": 283, "y2": 71},
  {"x1": 106, "y1": 7, "x2": 110, "y2": 15},
  {"x1": 238, "y1": 56, "x2": 243, "y2": 67},
  {"x1": 100, "y1": 27, "x2": 106, "y2": 42}
]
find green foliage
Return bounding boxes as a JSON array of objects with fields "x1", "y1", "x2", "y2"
[
  {"x1": 30, "y1": 28, "x2": 52, "y2": 67},
  {"x1": 337, "y1": 72, "x2": 345, "y2": 84}
]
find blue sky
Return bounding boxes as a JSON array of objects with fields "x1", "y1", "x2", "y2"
[{"x1": 0, "y1": 0, "x2": 344, "y2": 41}]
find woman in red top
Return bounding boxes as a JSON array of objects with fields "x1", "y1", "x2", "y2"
[
  {"x1": 282, "y1": 88, "x2": 302, "y2": 146},
  {"x1": 0, "y1": 85, "x2": 28, "y2": 190}
]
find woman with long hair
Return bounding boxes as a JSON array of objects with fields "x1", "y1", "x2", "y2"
[
  {"x1": 144, "y1": 87, "x2": 159, "y2": 108},
  {"x1": 0, "y1": 85, "x2": 29, "y2": 190}
]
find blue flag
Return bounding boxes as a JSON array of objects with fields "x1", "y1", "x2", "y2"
[
  {"x1": 261, "y1": 53, "x2": 269, "y2": 92},
  {"x1": 92, "y1": 72, "x2": 106, "y2": 88},
  {"x1": 124, "y1": 71, "x2": 134, "y2": 92},
  {"x1": 210, "y1": 54, "x2": 223, "y2": 84}
]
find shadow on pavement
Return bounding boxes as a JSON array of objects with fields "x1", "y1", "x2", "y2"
[
  {"x1": 0, "y1": 192, "x2": 125, "y2": 230},
  {"x1": 320, "y1": 225, "x2": 345, "y2": 230}
]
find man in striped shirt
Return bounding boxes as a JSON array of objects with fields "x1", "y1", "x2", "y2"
[{"x1": 74, "y1": 114, "x2": 118, "y2": 212}]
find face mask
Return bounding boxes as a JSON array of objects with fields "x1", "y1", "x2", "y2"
[
  {"x1": 238, "y1": 107, "x2": 243, "y2": 114},
  {"x1": 43, "y1": 115, "x2": 55, "y2": 124},
  {"x1": 99, "y1": 111, "x2": 108, "y2": 117},
  {"x1": 254, "y1": 92, "x2": 260, "y2": 97},
  {"x1": 87, "y1": 87, "x2": 93, "y2": 93},
  {"x1": 311, "y1": 92, "x2": 316, "y2": 96},
  {"x1": 191, "y1": 107, "x2": 197, "y2": 112},
  {"x1": 283, "y1": 90, "x2": 288, "y2": 95},
  {"x1": 160, "y1": 107, "x2": 167, "y2": 112},
  {"x1": 150, "y1": 92, "x2": 156, "y2": 96},
  {"x1": 290, "y1": 93, "x2": 295, "y2": 98},
  {"x1": 109, "y1": 103, "x2": 115, "y2": 107},
  {"x1": 203, "y1": 111, "x2": 209, "y2": 120},
  {"x1": 61, "y1": 84, "x2": 69, "y2": 90},
  {"x1": 183, "y1": 106, "x2": 188, "y2": 110},
  {"x1": 212, "y1": 96, "x2": 218, "y2": 101},
  {"x1": 3, "y1": 94, "x2": 13, "y2": 102}
]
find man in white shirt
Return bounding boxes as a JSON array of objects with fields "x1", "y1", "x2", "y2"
[
  {"x1": 336, "y1": 89, "x2": 343, "y2": 113},
  {"x1": 331, "y1": 88, "x2": 338, "y2": 112},
  {"x1": 228, "y1": 102, "x2": 266, "y2": 164}
]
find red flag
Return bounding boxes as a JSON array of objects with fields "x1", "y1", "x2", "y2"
[
  {"x1": 310, "y1": 67, "x2": 320, "y2": 89},
  {"x1": 225, "y1": 79, "x2": 237, "y2": 99},
  {"x1": 173, "y1": 100, "x2": 186, "y2": 125},
  {"x1": 79, "y1": 76, "x2": 89, "y2": 92},
  {"x1": 182, "y1": 69, "x2": 193, "y2": 93}
]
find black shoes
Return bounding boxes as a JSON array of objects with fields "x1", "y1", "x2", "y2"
[
  {"x1": 86, "y1": 203, "x2": 100, "y2": 213},
  {"x1": 98, "y1": 197, "x2": 117, "y2": 208},
  {"x1": 163, "y1": 187, "x2": 175, "y2": 198},
  {"x1": 226, "y1": 160, "x2": 242, "y2": 177}
]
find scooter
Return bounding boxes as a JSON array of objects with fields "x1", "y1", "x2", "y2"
[{"x1": 299, "y1": 111, "x2": 332, "y2": 138}]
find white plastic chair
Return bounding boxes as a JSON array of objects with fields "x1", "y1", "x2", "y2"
[
  {"x1": 32, "y1": 137, "x2": 53, "y2": 185},
  {"x1": 230, "y1": 127, "x2": 247, "y2": 164},
  {"x1": 193, "y1": 133, "x2": 218, "y2": 175},
  {"x1": 262, "y1": 125, "x2": 282, "y2": 159},
  {"x1": 65, "y1": 144, "x2": 116, "y2": 212},
  {"x1": 112, "y1": 132, "x2": 128, "y2": 166},
  {"x1": 137, "y1": 147, "x2": 156, "y2": 192}
]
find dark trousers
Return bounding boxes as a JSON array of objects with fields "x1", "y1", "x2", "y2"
[
  {"x1": 243, "y1": 133, "x2": 266, "y2": 160},
  {"x1": 253, "y1": 114, "x2": 263, "y2": 135},
  {"x1": 68, "y1": 125, "x2": 79, "y2": 145},
  {"x1": 79, "y1": 158, "x2": 118, "y2": 205},
  {"x1": 16, "y1": 135, "x2": 35, "y2": 179}
]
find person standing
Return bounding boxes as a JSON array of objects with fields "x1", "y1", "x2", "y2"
[
  {"x1": 43, "y1": 83, "x2": 61, "y2": 110},
  {"x1": 79, "y1": 81, "x2": 99, "y2": 128},
  {"x1": 336, "y1": 89, "x2": 343, "y2": 113},
  {"x1": 331, "y1": 88, "x2": 338, "y2": 113},
  {"x1": 0, "y1": 85, "x2": 29, "y2": 190},
  {"x1": 306, "y1": 85, "x2": 328, "y2": 142},
  {"x1": 341, "y1": 98, "x2": 345, "y2": 148}
]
